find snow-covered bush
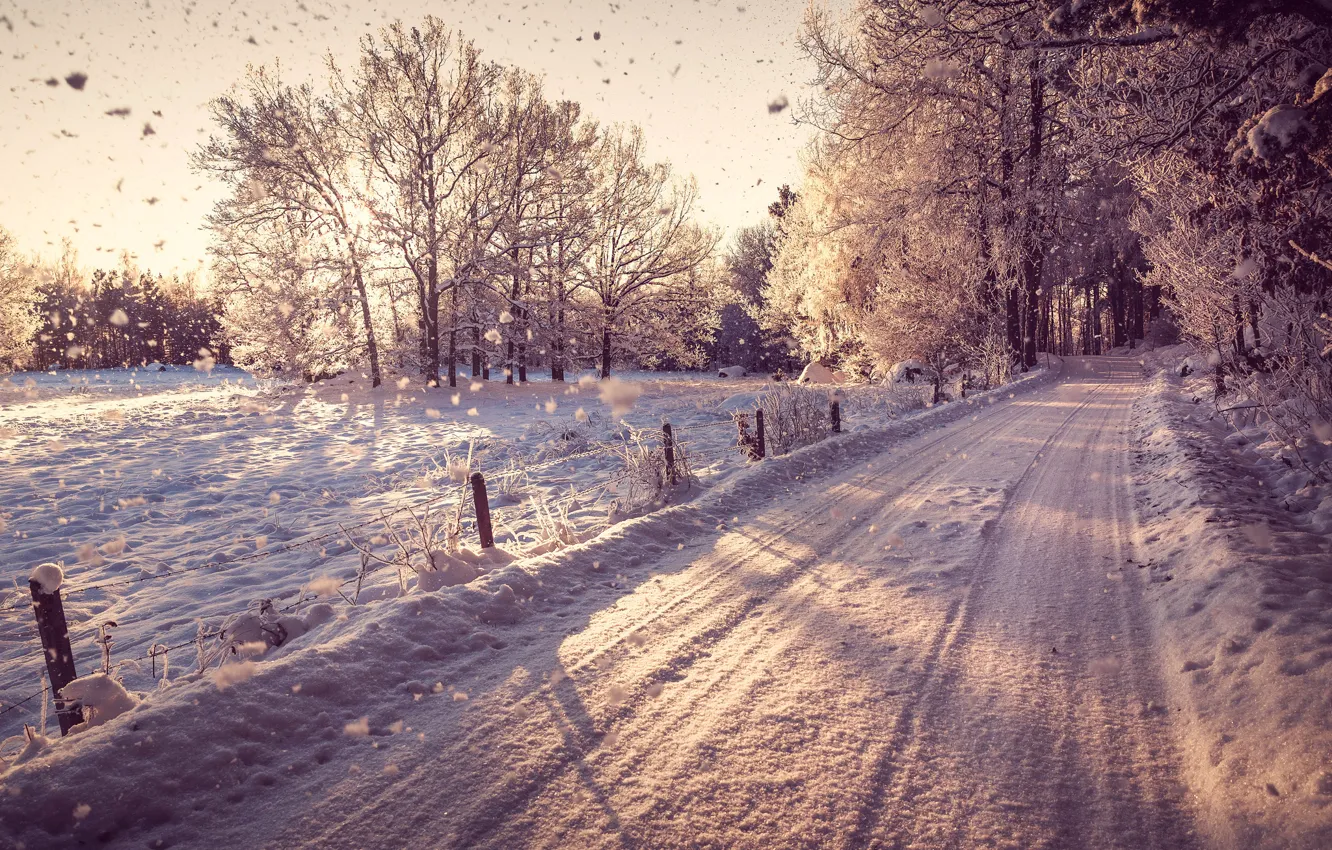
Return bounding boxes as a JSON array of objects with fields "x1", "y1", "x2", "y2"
[
  {"x1": 840, "y1": 382, "x2": 930, "y2": 422},
  {"x1": 519, "y1": 497, "x2": 588, "y2": 556},
  {"x1": 964, "y1": 326, "x2": 1014, "y2": 393},
  {"x1": 756, "y1": 383, "x2": 832, "y2": 456},
  {"x1": 615, "y1": 427, "x2": 691, "y2": 512},
  {"x1": 341, "y1": 500, "x2": 468, "y2": 597},
  {"x1": 525, "y1": 417, "x2": 596, "y2": 463}
]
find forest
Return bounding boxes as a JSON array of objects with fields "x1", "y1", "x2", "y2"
[{"x1": 763, "y1": 0, "x2": 1331, "y2": 433}]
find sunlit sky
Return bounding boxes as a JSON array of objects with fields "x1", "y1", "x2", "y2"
[{"x1": 0, "y1": 0, "x2": 849, "y2": 277}]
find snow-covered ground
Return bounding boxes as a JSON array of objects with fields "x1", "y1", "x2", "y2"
[
  {"x1": 1128, "y1": 344, "x2": 1332, "y2": 850},
  {"x1": 3, "y1": 354, "x2": 1326, "y2": 850},
  {"x1": 0, "y1": 364, "x2": 255, "y2": 402},
  {"x1": 0, "y1": 357, "x2": 1188, "y2": 850},
  {"x1": 0, "y1": 365, "x2": 933, "y2": 736}
]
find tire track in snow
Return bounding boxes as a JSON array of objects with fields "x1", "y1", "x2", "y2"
[
  {"x1": 556, "y1": 398, "x2": 1039, "y2": 678},
  {"x1": 449, "y1": 383, "x2": 1119, "y2": 848},
  {"x1": 849, "y1": 360, "x2": 1198, "y2": 850},
  {"x1": 431, "y1": 402, "x2": 1046, "y2": 850},
  {"x1": 841, "y1": 373, "x2": 1117, "y2": 848},
  {"x1": 284, "y1": 396, "x2": 1049, "y2": 849},
  {"x1": 470, "y1": 428, "x2": 1047, "y2": 847}
]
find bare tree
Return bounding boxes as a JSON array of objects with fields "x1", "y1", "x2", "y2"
[
  {"x1": 0, "y1": 226, "x2": 38, "y2": 370},
  {"x1": 339, "y1": 19, "x2": 498, "y2": 387},
  {"x1": 197, "y1": 66, "x2": 385, "y2": 386},
  {"x1": 530, "y1": 101, "x2": 599, "y2": 381},
  {"x1": 580, "y1": 124, "x2": 718, "y2": 378}
]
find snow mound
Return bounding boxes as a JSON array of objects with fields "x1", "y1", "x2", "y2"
[
  {"x1": 1132, "y1": 352, "x2": 1332, "y2": 849},
  {"x1": 60, "y1": 674, "x2": 139, "y2": 734},
  {"x1": 423, "y1": 550, "x2": 481, "y2": 590},
  {"x1": 796, "y1": 362, "x2": 844, "y2": 384}
]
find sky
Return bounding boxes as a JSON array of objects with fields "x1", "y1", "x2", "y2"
[{"x1": 0, "y1": 0, "x2": 850, "y2": 277}]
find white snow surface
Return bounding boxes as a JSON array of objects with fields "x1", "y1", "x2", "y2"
[
  {"x1": 0, "y1": 367, "x2": 932, "y2": 729},
  {"x1": 1, "y1": 355, "x2": 1324, "y2": 848},
  {"x1": 796, "y1": 362, "x2": 843, "y2": 384},
  {"x1": 1128, "y1": 345, "x2": 1332, "y2": 849},
  {"x1": 1246, "y1": 105, "x2": 1310, "y2": 161},
  {"x1": 58, "y1": 673, "x2": 139, "y2": 734}
]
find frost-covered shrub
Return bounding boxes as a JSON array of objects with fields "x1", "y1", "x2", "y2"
[
  {"x1": 340, "y1": 500, "x2": 467, "y2": 596},
  {"x1": 757, "y1": 383, "x2": 832, "y2": 455},
  {"x1": 841, "y1": 382, "x2": 929, "y2": 422},
  {"x1": 525, "y1": 417, "x2": 596, "y2": 462},
  {"x1": 965, "y1": 326, "x2": 1014, "y2": 392},
  {"x1": 614, "y1": 428, "x2": 691, "y2": 511},
  {"x1": 518, "y1": 497, "x2": 588, "y2": 555}
]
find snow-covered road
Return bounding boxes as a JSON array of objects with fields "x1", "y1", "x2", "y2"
[{"x1": 270, "y1": 357, "x2": 1198, "y2": 849}]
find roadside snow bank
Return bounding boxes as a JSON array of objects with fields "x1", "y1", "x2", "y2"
[
  {"x1": 0, "y1": 363, "x2": 1059, "y2": 848},
  {"x1": 1131, "y1": 360, "x2": 1332, "y2": 850}
]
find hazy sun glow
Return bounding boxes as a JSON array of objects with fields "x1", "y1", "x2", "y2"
[{"x1": 0, "y1": 0, "x2": 848, "y2": 273}]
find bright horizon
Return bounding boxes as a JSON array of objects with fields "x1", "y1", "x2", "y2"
[{"x1": 0, "y1": 0, "x2": 847, "y2": 276}]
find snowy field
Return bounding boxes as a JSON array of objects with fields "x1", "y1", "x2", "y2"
[{"x1": 0, "y1": 365, "x2": 932, "y2": 735}]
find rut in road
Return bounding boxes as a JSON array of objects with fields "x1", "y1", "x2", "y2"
[{"x1": 278, "y1": 358, "x2": 1198, "y2": 850}]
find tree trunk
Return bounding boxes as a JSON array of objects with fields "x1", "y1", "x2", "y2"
[
  {"x1": 447, "y1": 279, "x2": 458, "y2": 388},
  {"x1": 505, "y1": 332, "x2": 515, "y2": 384},
  {"x1": 471, "y1": 320, "x2": 482, "y2": 379},
  {"x1": 517, "y1": 247, "x2": 529, "y2": 383},
  {"x1": 505, "y1": 252, "x2": 520, "y2": 385},
  {"x1": 551, "y1": 302, "x2": 566, "y2": 381},
  {"x1": 517, "y1": 304, "x2": 528, "y2": 384},
  {"x1": 600, "y1": 326, "x2": 612, "y2": 379},
  {"x1": 1039, "y1": 286, "x2": 1051, "y2": 355},
  {"x1": 1083, "y1": 282, "x2": 1094, "y2": 355},
  {"x1": 448, "y1": 329, "x2": 457, "y2": 387},
  {"x1": 352, "y1": 263, "x2": 382, "y2": 388},
  {"x1": 426, "y1": 255, "x2": 440, "y2": 387},
  {"x1": 998, "y1": 54, "x2": 1019, "y2": 360},
  {"x1": 1020, "y1": 56, "x2": 1044, "y2": 369},
  {"x1": 1109, "y1": 259, "x2": 1127, "y2": 349},
  {"x1": 1233, "y1": 294, "x2": 1247, "y2": 359},
  {"x1": 1006, "y1": 287, "x2": 1021, "y2": 359}
]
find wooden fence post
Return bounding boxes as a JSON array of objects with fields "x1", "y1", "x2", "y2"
[
  {"x1": 754, "y1": 409, "x2": 766, "y2": 459},
  {"x1": 29, "y1": 579, "x2": 79, "y2": 736},
  {"x1": 470, "y1": 472, "x2": 494, "y2": 549},
  {"x1": 662, "y1": 422, "x2": 678, "y2": 485},
  {"x1": 830, "y1": 398, "x2": 842, "y2": 434}
]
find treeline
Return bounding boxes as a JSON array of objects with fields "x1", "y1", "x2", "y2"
[
  {"x1": 195, "y1": 18, "x2": 723, "y2": 387},
  {"x1": 0, "y1": 235, "x2": 225, "y2": 372},
  {"x1": 758, "y1": 0, "x2": 1331, "y2": 417}
]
